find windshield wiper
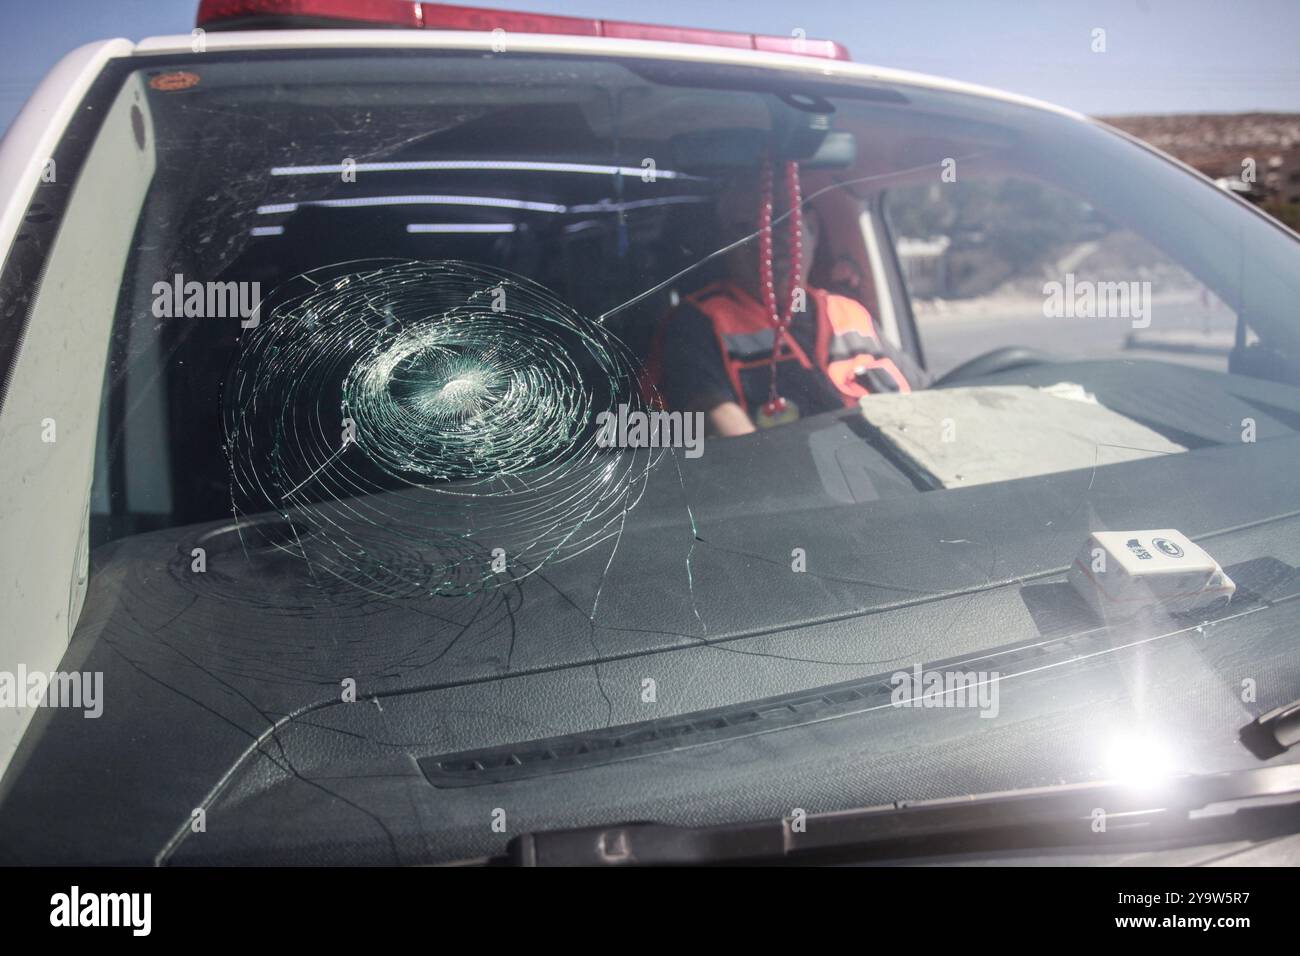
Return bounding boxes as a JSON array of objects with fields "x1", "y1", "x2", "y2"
[
  {"x1": 483, "y1": 764, "x2": 1300, "y2": 866},
  {"x1": 1241, "y1": 696, "x2": 1300, "y2": 758}
]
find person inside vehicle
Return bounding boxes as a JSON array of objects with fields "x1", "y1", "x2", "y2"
[{"x1": 652, "y1": 159, "x2": 928, "y2": 436}]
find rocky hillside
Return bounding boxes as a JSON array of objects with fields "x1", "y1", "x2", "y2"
[{"x1": 1099, "y1": 113, "x2": 1300, "y2": 229}]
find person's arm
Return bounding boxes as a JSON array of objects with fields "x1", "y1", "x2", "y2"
[{"x1": 705, "y1": 400, "x2": 756, "y2": 436}]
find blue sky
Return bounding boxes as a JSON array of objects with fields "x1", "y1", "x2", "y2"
[{"x1": 1, "y1": 0, "x2": 1296, "y2": 130}]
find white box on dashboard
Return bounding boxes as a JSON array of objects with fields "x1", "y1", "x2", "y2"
[{"x1": 1068, "y1": 529, "x2": 1235, "y2": 619}]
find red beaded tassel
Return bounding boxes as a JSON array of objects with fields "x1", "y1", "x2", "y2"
[{"x1": 757, "y1": 154, "x2": 803, "y2": 420}]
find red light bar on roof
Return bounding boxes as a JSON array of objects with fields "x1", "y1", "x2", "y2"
[
  {"x1": 197, "y1": 0, "x2": 424, "y2": 29},
  {"x1": 195, "y1": 0, "x2": 852, "y2": 59}
]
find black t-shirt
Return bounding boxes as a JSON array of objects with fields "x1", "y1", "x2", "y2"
[{"x1": 659, "y1": 294, "x2": 847, "y2": 420}]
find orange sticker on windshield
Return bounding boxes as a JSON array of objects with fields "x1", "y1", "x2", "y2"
[{"x1": 149, "y1": 71, "x2": 200, "y2": 92}]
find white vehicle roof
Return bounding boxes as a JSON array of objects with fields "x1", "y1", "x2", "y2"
[{"x1": 124, "y1": 28, "x2": 1087, "y2": 122}]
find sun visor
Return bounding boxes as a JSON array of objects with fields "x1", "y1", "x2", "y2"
[{"x1": 858, "y1": 382, "x2": 1186, "y2": 489}]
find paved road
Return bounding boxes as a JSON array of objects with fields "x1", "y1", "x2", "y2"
[{"x1": 916, "y1": 295, "x2": 1236, "y2": 378}]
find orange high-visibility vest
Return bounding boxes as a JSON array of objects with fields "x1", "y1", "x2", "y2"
[{"x1": 669, "y1": 281, "x2": 910, "y2": 409}]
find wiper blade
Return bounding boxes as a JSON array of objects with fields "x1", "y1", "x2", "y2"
[
  {"x1": 490, "y1": 765, "x2": 1300, "y2": 866},
  {"x1": 1241, "y1": 696, "x2": 1300, "y2": 758}
]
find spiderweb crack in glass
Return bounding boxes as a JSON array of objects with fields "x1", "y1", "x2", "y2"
[{"x1": 225, "y1": 260, "x2": 660, "y2": 599}]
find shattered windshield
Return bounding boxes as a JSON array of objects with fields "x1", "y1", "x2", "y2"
[{"x1": 4, "y1": 49, "x2": 1300, "y2": 865}]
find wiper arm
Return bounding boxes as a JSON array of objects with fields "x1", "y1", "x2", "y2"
[{"x1": 489, "y1": 764, "x2": 1300, "y2": 866}]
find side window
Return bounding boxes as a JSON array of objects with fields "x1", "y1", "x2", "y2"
[{"x1": 884, "y1": 177, "x2": 1237, "y2": 377}]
